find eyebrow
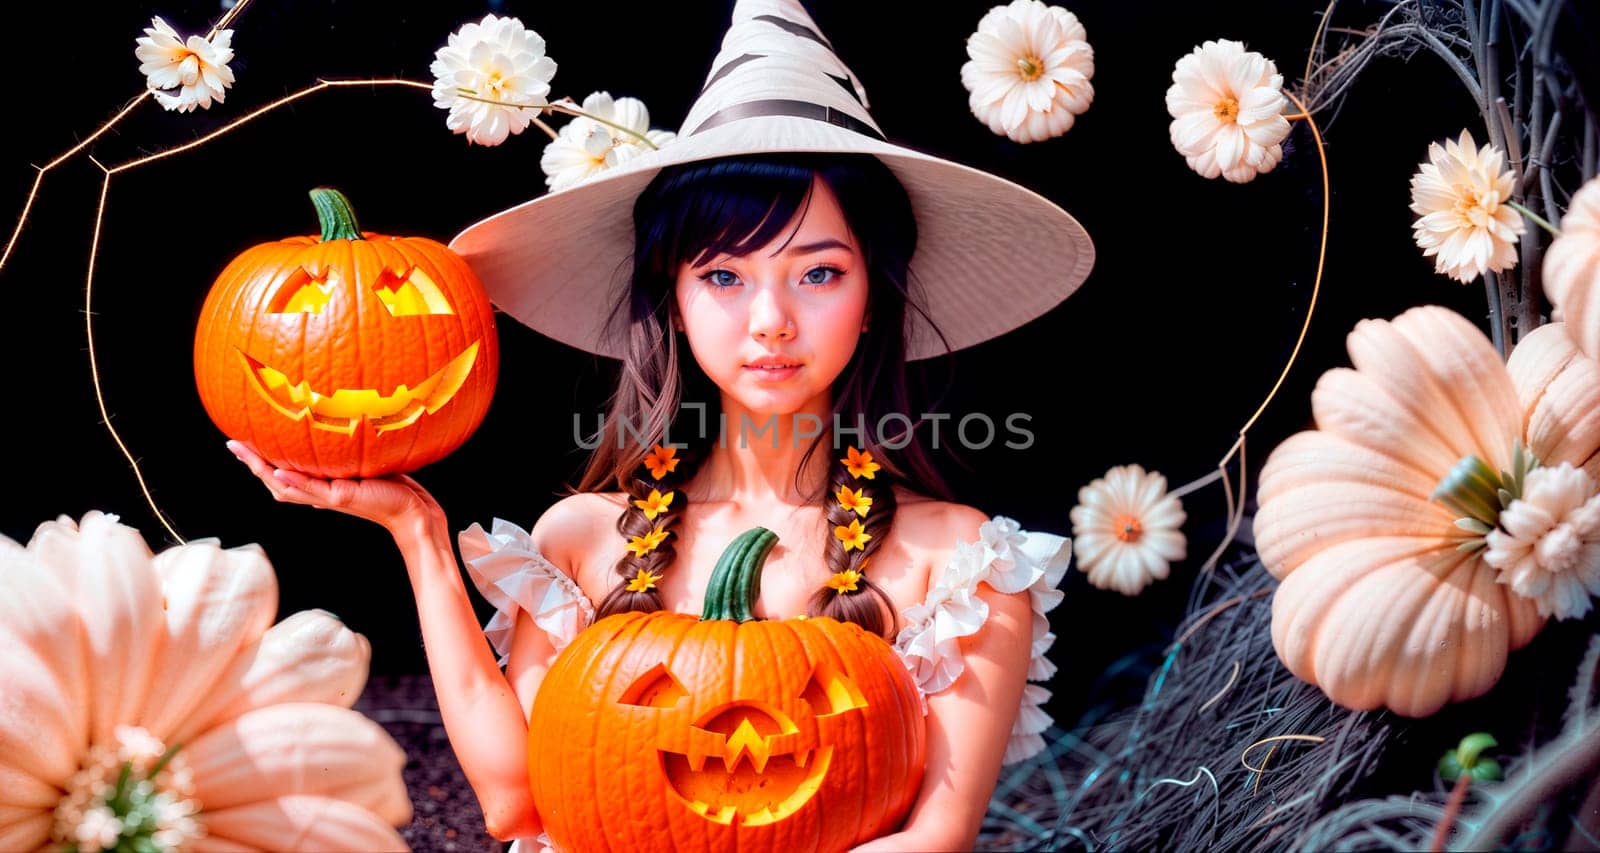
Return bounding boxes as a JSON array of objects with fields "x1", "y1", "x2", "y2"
[{"x1": 779, "y1": 238, "x2": 852, "y2": 257}]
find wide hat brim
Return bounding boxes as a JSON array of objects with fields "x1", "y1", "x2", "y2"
[{"x1": 448, "y1": 112, "x2": 1095, "y2": 361}]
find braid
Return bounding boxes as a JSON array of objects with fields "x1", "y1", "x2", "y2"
[
  {"x1": 808, "y1": 444, "x2": 897, "y2": 637},
  {"x1": 595, "y1": 442, "x2": 704, "y2": 619}
]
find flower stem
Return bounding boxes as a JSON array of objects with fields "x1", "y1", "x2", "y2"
[
  {"x1": 1169, "y1": 466, "x2": 1225, "y2": 501},
  {"x1": 1507, "y1": 199, "x2": 1561, "y2": 236},
  {"x1": 1428, "y1": 772, "x2": 1473, "y2": 853},
  {"x1": 545, "y1": 103, "x2": 661, "y2": 150},
  {"x1": 452, "y1": 91, "x2": 661, "y2": 149}
]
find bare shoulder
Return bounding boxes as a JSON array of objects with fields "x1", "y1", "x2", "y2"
[
  {"x1": 526, "y1": 491, "x2": 629, "y2": 574},
  {"x1": 891, "y1": 486, "x2": 991, "y2": 556}
]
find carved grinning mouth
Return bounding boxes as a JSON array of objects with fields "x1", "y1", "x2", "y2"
[
  {"x1": 238, "y1": 342, "x2": 479, "y2": 435},
  {"x1": 660, "y1": 705, "x2": 833, "y2": 827}
]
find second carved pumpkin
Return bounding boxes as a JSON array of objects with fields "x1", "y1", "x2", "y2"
[{"x1": 529, "y1": 528, "x2": 926, "y2": 852}]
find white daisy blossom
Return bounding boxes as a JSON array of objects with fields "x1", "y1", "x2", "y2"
[
  {"x1": 431, "y1": 14, "x2": 558, "y2": 146},
  {"x1": 134, "y1": 16, "x2": 235, "y2": 112},
  {"x1": 540, "y1": 92, "x2": 677, "y2": 192},
  {"x1": 1166, "y1": 39, "x2": 1290, "y2": 183},
  {"x1": 960, "y1": 0, "x2": 1095, "y2": 143},
  {"x1": 1409, "y1": 129, "x2": 1525, "y2": 283},
  {"x1": 1069, "y1": 464, "x2": 1187, "y2": 596},
  {"x1": 1484, "y1": 463, "x2": 1600, "y2": 620}
]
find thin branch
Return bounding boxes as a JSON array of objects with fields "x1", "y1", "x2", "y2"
[
  {"x1": 1586, "y1": 119, "x2": 1597, "y2": 181},
  {"x1": 83, "y1": 159, "x2": 184, "y2": 545},
  {"x1": 1216, "y1": 92, "x2": 1329, "y2": 472},
  {"x1": 1, "y1": 0, "x2": 257, "y2": 276},
  {"x1": 1414, "y1": 24, "x2": 1488, "y2": 109},
  {"x1": 1483, "y1": 270, "x2": 1507, "y2": 356},
  {"x1": 107, "y1": 79, "x2": 435, "y2": 173},
  {"x1": 1480, "y1": 0, "x2": 1506, "y2": 155},
  {"x1": 1304, "y1": 0, "x2": 1344, "y2": 89}
]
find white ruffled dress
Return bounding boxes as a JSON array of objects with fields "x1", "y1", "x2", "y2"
[{"x1": 458, "y1": 514, "x2": 1071, "y2": 850}]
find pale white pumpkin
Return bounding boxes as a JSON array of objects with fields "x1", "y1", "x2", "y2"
[
  {"x1": 1543, "y1": 178, "x2": 1600, "y2": 361},
  {"x1": 1506, "y1": 321, "x2": 1600, "y2": 482},
  {"x1": 1254, "y1": 306, "x2": 1600, "y2": 717}
]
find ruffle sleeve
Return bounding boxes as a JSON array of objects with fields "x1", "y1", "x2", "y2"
[
  {"x1": 459, "y1": 519, "x2": 595, "y2": 668},
  {"x1": 892, "y1": 515, "x2": 1071, "y2": 765}
]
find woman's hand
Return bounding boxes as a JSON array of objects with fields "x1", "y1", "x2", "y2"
[{"x1": 226, "y1": 440, "x2": 444, "y2": 535}]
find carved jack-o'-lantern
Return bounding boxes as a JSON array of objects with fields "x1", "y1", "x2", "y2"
[
  {"x1": 530, "y1": 528, "x2": 926, "y2": 853},
  {"x1": 194, "y1": 188, "x2": 498, "y2": 479}
]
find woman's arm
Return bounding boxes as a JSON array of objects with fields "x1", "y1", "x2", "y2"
[
  {"x1": 394, "y1": 491, "x2": 602, "y2": 839},
  {"x1": 855, "y1": 506, "x2": 1035, "y2": 852},
  {"x1": 228, "y1": 441, "x2": 568, "y2": 841},
  {"x1": 387, "y1": 510, "x2": 545, "y2": 840}
]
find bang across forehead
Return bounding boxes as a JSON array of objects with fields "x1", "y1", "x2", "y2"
[{"x1": 638, "y1": 157, "x2": 827, "y2": 274}]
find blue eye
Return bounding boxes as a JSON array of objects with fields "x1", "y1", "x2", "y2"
[
  {"x1": 804, "y1": 266, "x2": 844, "y2": 286},
  {"x1": 700, "y1": 269, "x2": 740, "y2": 288}
]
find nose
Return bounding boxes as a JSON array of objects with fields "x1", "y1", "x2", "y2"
[{"x1": 748, "y1": 286, "x2": 796, "y2": 342}]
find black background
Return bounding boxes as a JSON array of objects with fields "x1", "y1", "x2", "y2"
[{"x1": 2, "y1": 0, "x2": 1497, "y2": 734}]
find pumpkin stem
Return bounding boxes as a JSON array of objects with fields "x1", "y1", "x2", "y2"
[
  {"x1": 1431, "y1": 442, "x2": 1541, "y2": 550},
  {"x1": 310, "y1": 187, "x2": 364, "y2": 242},
  {"x1": 702, "y1": 527, "x2": 778, "y2": 623}
]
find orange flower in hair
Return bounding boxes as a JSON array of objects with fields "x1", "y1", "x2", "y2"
[
  {"x1": 841, "y1": 446, "x2": 881, "y2": 480},
  {"x1": 834, "y1": 518, "x2": 872, "y2": 552},
  {"x1": 836, "y1": 484, "x2": 872, "y2": 517},
  {"x1": 826, "y1": 568, "x2": 863, "y2": 594},
  {"x1": 634, "y1": 489, "x2": 675, "y2": 521},
  {"x1": 625, "y1": 525, "x2": 671, "y2": 558},
  {"x1": 642, "y1": 445, "x2": 680, "y2": 479},
  {"x1": 626, "y1": 568, "x2": 662, "y2": 593}
]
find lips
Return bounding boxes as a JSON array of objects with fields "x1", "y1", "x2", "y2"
[{"x1": 239, "y1": 341, "x2": 480, "y2": 435}]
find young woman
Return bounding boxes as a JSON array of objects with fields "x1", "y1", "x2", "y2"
[
  {"x1": 230, "y1": 2, "x2": 1093, "y2": 849},
  {"x1": 231, "y1": 152, "x2": 1071, "y2": 851}
]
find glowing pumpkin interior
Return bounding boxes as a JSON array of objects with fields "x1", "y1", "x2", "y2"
[
  {"x1": 621, "y1": 660, "x2": 869, "y2": 826},
  {"x1": 241, "y1": 265, "x2": 480, "y2": 435}
]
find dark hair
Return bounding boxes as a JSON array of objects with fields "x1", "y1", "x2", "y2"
[{"x1": 574, "y1": 152, "x2": 954, "y2": 636}]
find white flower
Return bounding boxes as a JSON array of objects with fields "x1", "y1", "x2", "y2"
[
  {"x1": 960, "y1": 0, "x2": 1095, "y2": 143},
  {"x1": 430, "y1": 14, "x2": 557, "y2": 146},
  {"x1": 1484, "y1": 463, "x2": 1600, "y2": 620},
  {"x1": 4, "y1": 512, "x2": 411, "y2": 851},
  {"x1": 540, "y1": 91, "x2": 677, "y2": 191},
  {"x1": 134, "y1": 16, "x2": 235, "y2": 112},
  {"x1": 1069, "y1": 464, "x2": 1187, "y2": 596},
  {"x1": 1409, "y1": 129, "x2": 1525, "y2": 283},
  {"x1": 1166, "y1": 39, "x2": 1290, "y2": 183},
  {"x1": 75, "y1": 805, "x2": 123, "y2": 851}
]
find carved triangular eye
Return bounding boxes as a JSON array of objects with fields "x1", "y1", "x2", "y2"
[
  {"x1": 373, "y1": 267, "x2": 454, "y2": 316},
  {"x1": 799, "y1": 662, "x2": 867, "y2": 717},
  {"x1": 619, "y1": 663, "x2": 687, "y2": 708},
  {"x1": 269, "y1": 268, "x2": 338, "y2": 314}
]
